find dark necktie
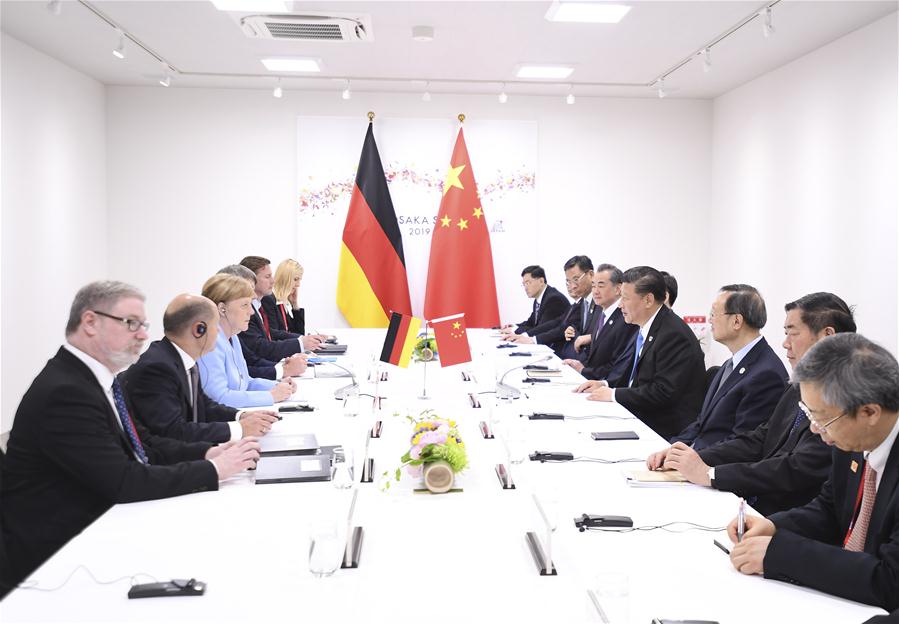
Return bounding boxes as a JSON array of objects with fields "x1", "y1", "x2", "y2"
[
  {"x1": 713, "y1": 359, "x2": 734, "y2": 397},
  {"x1": 111, "y1": 378, "x2": 148, "y2": 464},
  {"x1": 533, "y1": 298, "x2": 541, "y2": 321},
  {"x1": 189, "y1": 365, "x2": 200, "y2": 423},
  {"x1": 593, "y1": 310, "x2": 607, "y2": 341},
  {"x1": 582, "y1": 300, "x2": 591, "y2": 332},
  {"x1": 788, "y1": 405, "x2": 805, "y2": 434}
]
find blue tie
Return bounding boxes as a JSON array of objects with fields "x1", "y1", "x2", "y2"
[
  {"x1": 628, "y1": 332, "x2": 645, "y2": 386},
  {"x1": 111, "y1": 378, "x2": 148, "y2": 464},
  {"x1": 789, "y1": 405, "x2": 805, "y2": 434}
]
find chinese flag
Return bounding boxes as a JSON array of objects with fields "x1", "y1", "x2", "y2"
[
  {"x1": 430, "y1": 314, "x2": 472, "y2": 367},
  {"x1": 423, "y1": 127, "x2": 500, "y2": 328}
]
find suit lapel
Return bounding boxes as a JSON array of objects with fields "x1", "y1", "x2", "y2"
[
  {"x1": 635, "y1": 306, "x2": 667, "y2": 369},
  {"x1": 161, "y1": 338, "x2": 193, "y2": 404},
  {"x1": 703, "y1": 340, "x2": 767, "y2": 416}
]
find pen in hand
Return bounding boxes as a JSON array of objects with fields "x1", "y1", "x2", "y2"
[{"x1": 737, "y1": 498, "x2": 745, "y2": 542}]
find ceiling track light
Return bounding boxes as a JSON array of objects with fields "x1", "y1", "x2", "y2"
[
  {"x1": 498, "y1": 84, "x2": 508, "y2": 104},
  {"x1": 761, "y1": 6, "x2": 775, "y2": 38},
  {"x1": 273, "y1": 78, "x2": 282, "y2": 98},
  {"x1": 701, "y1": 47, "x2": 711, "y2": 73},
  {"x1": 159, "y1": 63, "x2": 171, "y2": 87},
  {"x1": 566, "y1": 86, "x2": 575, "y2": 105},
  {"x1": 656, "y1": 79, "x2": 667, "y2": 99},
  {"x1": 422, "y1": 82, "x2": 432, "y2": 102},
  {"x1": 112, "y1": 31, "x2": 126, "y2": 60},
  {"x1": 342, "y1": 80, "x2": 352, "y2": 100}
]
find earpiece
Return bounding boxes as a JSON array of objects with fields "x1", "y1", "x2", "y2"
[{"x1": 194, "y1": 321, "x2": 207, "y2": 338}]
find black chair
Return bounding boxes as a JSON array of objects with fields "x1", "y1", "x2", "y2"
[{"x1": 704, "y1": 365, "x2": 721, "y2": 396}]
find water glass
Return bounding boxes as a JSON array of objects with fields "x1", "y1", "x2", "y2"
[
  {"x1": 308, "y1": 521, "x2": 343, "y2": 578},
  {"x1": 591, "y1": 573, "x2": 630, "y2": 624},
  {"x1": 330, "y1": 447, "x2": 355, "y2": 489}
]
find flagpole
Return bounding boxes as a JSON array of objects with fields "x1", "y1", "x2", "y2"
[
  {"x1": 418, "y1": 320, "x2": 431, "y2": 400},
  {"x1": 368, "y1": 111, "x2": 375, "y2": 122}
]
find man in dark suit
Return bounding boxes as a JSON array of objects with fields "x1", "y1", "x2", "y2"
[
  {"x1": 576, "y1": 266, "x2": 705, "y2": 440},
  {"x1": 728, "y1": 333, "x2": 899, "y2": 611},
  {"x1": 0, "y1": 281, "x2": 260, "y2": 589},
  {"x1": 647, "y1": 291, "x2": 856, "y2": 515},
  {"x1": 562, "y1": 263, "x2": 638, "y2": 381},
  {"x1": 499, "y1": 265, "x2": 568, "y2": 336},
  {"x1": 666, "y1": 284, "x2": 788, "y2": 450},
  {"x1": 218, "y1": 263, "x2": 307, "y2": 379},
  {"x1": 507, "y1": 255, "x2": 597, "y2": 359},
  {"x1": 123, "y1": 294, "x2": 280, "y2": 443}
]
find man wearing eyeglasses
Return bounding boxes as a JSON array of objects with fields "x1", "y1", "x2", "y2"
[
  {"x1": 507, "y1": 255, "x2": 597, "y2": 359},
  {"x1": 499, "y1": 265, "x2": 568, "y2": 337},
  {"x1": 646, "y1": 292, "x2": 854, "y2": 515},
  {"x1": 727, "y1": 333, "x2": 899, "y2": 611},
  {"x1": 1, "y1": 281, "x2": 261, "y2": 590}
]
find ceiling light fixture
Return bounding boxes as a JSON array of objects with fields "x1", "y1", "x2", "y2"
[
  {"x1": 655, "y1": 79, "x2": 667, "y2": 99},
  {"x1": 47, "y1": 0, "x2": 61, "y2": 15},
  {"x1": 209, "y1": 0, "x2": 288, "y2": 12},
  {"x1": 701, "y1": 47, "x2": 711, "y2": 73},
  {"x1": 545, "y1": 1, "x2": 631, "y2": 24},
  {"x1": 761, "y1": 6, "x2": 775, "y2": 38},
  {"x1": 412, "y1": 25, "x2": 434, "y2": 42},
  {"x1": 498, "y1": 83, "x2": 508, "y2": 104},
  {"x1": 342, "y1": 80, "x2": 352, "y2": 100},
  {"x1": 273, "y1": 78, "x2": 283, "y2": 98},
  {"x1": 112, "y1": 31, "x2": 126, "y2": 60},
  {"x1": 566, "y1": 86, "x2": 575, "y2": 105},
  {"x1": 422, "y1": 82, "x2": 432, "y2": 102},
  {"x1": 261, "y1": 58, "x2": 321, "y2": 73},
  {"x1": 516, "y1": 65, "x2": 574, "y2": 79}
]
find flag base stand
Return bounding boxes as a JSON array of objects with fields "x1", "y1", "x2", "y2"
[
  {"x1": 360, "y1": 458, "x2": 375, "y2": 483},
  {"x1": 340, "y1": 527, "x2": 364, "y2": 569},
  {"x1": 495, "y1": 464, "x2": 515, "y2": 489},
  {"x1": 479, "y1": 421, "x2": 494, "y2": 439},
  {"x1": 525, "y1": 531, "x2": 557, "y2": 576}
]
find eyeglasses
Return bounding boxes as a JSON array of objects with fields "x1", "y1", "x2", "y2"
[
  {"x1": 798, "y1": 400, "x2": 848, "y2": 433},
  {"x1": 92, "y1": 310, "x2": 150, "y2": 333},
  {"x1": 708, "y1": 311, "x2": 738, "y2": 320},
  {"x1": 565, "y1": 273, "x2": 587, "y2": 286},
  {"x1": 521, "y1": 279, "x2": 534, "y2": 287}
]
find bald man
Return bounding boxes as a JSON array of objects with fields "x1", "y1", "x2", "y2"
[{"x1": 123, "y1": 294, "x2": 279, "y2": 443}]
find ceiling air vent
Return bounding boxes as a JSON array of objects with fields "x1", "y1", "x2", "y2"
[{"x1": 241, "y1": 14, "x2": 372, "y2": 42}]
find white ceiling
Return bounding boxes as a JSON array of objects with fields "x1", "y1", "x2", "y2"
[{"x1": 2, "y1": 0, "x2": 896, "y2": 99}]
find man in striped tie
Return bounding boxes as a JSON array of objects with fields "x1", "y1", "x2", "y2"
[{"x1": 728, "y1": 333, "x2": 899, "y2": 611}]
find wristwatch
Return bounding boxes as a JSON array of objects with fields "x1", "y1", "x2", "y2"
[{"x1": 707, "y1": 466, "x2": 715, "y2": 486}]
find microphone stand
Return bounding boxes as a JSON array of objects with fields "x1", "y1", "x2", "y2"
[
  {"x1": 496, "y1": 355, "x2": 552, "y2": 400},
  {"x1": 327, "y1": 362, "x2": 359, "y2": 400}
]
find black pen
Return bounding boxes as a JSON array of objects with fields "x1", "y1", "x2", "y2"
[{"x1": 713, "y1": 539, "x2": 731, "y2": 555}]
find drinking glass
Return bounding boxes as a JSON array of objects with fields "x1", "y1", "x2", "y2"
[
  {"x1": 330, "y1": 447, "x2": 355, "y2": 489},
  {"x1": 308, "y1": 521, "x2": 342, "y2": 578}
]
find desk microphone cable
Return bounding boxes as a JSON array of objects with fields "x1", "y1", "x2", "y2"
[
  {"x1": 15, "y1": 564, "x2": 157, "y2": 592},
  {"x1": 582, "y1": 521, "x2": 727, "y2": 533}
]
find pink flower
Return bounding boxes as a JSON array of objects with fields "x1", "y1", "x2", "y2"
[
  {"x1": 410, "y1": 445, "x2": 422, "y2": 460},
  {"x1": 406, "y1": 464, "x2": 422, "y2": 478}
]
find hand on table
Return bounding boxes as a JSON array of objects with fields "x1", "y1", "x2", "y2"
[
  {"x1": 239, "y1": 410, "x2": 279, "y2": 437},
  {"x1": 646, "y1": 447, "x2": 671, "y2": 470},
  {"x1": 574, "y1": 379, "x2": 607, "y2": 393},
  {"x1": 207, "y1": 438, "x2": 261, "y2": 479},
  {"x1": 562, "y1": 359, "x2": 585, "y2": 373},
  {"x1": 573, "y1": 334, "x2": 591, "y2": 352},
  {"x1": 663, "y1": 442, "x2": 711, "y2": 485},
  {"x1": 282, "y1": 353, "x2": 308, "y2": 377}
]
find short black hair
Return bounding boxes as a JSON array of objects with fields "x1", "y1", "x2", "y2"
[
  {"x1": 660, "y1": 271, "x2": 678, "y2": 306},
  {"x1": 594, "y1": 264, "x2": 623, "y2": 285},
  {"x1": 521, "y1": 265, "x2": 546, "y2": 281},
  {"x1": 621, "y1": 266, "x2": 666, "y2": 303},
  {"x1": 784, "y1": 292, "x2": 856, "y2": 334},
  {"x1": 563, "y1": 255, "x2": 593, "y2": 274},
  {"x1": 720, "y1": 284, "x2": 767, "y2": 329}
]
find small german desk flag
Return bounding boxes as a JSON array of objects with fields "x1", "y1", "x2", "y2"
[
  {"x1": 337, "y1": 120, "x2": 412, "y2": 327},
  {"x1": 430, "y1": 313, "x2": 472, "y2": 367},
  {"x1": 380, "y1": 312, "x2": 422, "y2": 368}
]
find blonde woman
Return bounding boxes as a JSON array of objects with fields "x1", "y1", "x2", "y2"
[
  {"x1": 197, "y1": 274, "x2": 294, "y2": 408},
  {"x1": 263, "y1": 259, "x2": 306, "y2": 335}
]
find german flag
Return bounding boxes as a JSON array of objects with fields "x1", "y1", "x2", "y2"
[
  {"x1": 379, "y1": 312, "x2": 422, "y2": 368},
  {"x1": 337, "y1": 121, "x2": 412, "y2": 327}
]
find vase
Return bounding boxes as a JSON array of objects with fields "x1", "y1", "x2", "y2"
[{"x1": 422, "y1": 460, "x2": 454, "y2": 493}]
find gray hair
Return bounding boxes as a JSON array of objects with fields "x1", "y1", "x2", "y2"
[
  {"x1": 594, "y1": 264, "x2": 623, "y2": 285},
  {"x1": 792, "y1": 333, "x2": 899, "y2": 414},
  {"x1": 65, "y1": 281, "x2": 145, "y2": 336},
  {"x1": 218, "y1": 264, "x2": 256, "y2": 285}
]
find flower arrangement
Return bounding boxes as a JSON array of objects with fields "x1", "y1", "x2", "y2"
[
  {"x1": 382, "y1": 410, "x2": 468, "y2": 490},
  {"x1": 412, "y1": 334, "x2": 438, "y2": 362}
]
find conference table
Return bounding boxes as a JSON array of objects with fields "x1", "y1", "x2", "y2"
[{"x1": 2, "y1": 330, "x2": 886, "y2": 623}]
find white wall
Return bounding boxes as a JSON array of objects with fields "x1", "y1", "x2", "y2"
[
  {"x1": 0, "y1": 33, "x2": 107, "y2": 433},
  {"x1": 106, "y1": 88, "x2": 712, "y2": 338},
  {"x1": 711, "y1": 12, "x2": 899, "y2": 362}
]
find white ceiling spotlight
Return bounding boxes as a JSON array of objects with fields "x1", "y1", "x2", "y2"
[
  {"x1": 422, "y1": 82, "x2": 432, "y2": 102},
  {"x1": 412, "y1": 25, "x2": 434, "y2": 42},
  {"x1": 341, "y1": 80, "x2": 352, "y2": 100},
  {"x1": 498, "y1": 83, "x2": 508, "y2": 104},
  {"x1": 273, "y1": 78, "x2": 282, "y2": 98},
  {"x1": 701, "y1": 47, "x2": 711, "y2": 73},
  {"x1": 566, "y1": 85, "x2": 575, "y2": 105},
  {"x1": 761, "y1": 6, "x2": 776, "y2": 38},
  {"x1": 112, "y1": 31, "x2": 126, "y2": 60},
  {"x1": 545, "y1": 1, "x2": 630, "y2": 24},
  {"x1": 655, "y1": 78, "x2": 667, "y2": 98},
  {"x1": 46, "y1": 0, "x2": 61, "y2": 16}
]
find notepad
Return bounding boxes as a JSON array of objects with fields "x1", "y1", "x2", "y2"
[
  {"x1": 526, "y1": 369, "x2": 563, "y2": 378},
  {"x1": 624, "y1": 469, "x2": 690, "y2": 487}
]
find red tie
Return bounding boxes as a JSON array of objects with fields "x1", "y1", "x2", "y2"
[
  {"x1": 259, "y1": 309, "x2": 272, "y2": 340},
  {"x1": 279, "y1": 304, "x2": 289, "y2": 332},
  {"x1": 844, "y1": 463, "x2": 877, "y2": 552}
]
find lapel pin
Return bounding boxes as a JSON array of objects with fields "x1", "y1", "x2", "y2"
[
  {"x1": 738, "y1": 367, "x2": 746, "y2": 375},
  {"x1": 648, "y1": 336, "x2": 654, "y2": 342},
  {"x1": 850, "y1": 460, "x2": 859, "y2": 473}
]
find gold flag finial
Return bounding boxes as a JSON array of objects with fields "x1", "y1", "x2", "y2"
[
  {"x1": 367, "y1": 111, "x2": 375, "y2": 122},
  {"x1": 458, "y1": 113, "x2": 465, "y2": 123}
]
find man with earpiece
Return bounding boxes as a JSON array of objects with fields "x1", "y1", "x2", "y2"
[
  {"x1": 197, "y1": 274, "x2": 296, "y2": 408},
  {"x1": 123, "y1": 293, "x2": 281, "y2": 443}
]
